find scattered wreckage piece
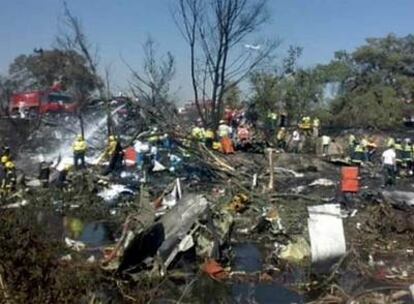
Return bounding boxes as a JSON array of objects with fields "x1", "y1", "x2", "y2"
[
  {"x1": 105, "y1": 194, "x2": 233, "y2": 277},
  {"x1": 308, "y1": 204, "x2": 346, "y2": 267},
  {"x1": 382, "y1": 190, "x2": 414, "y2": 207}
]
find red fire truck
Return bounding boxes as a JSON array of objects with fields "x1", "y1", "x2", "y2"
[{"x1": 9, "y1": 90, "x2": 78, "y2": 117}]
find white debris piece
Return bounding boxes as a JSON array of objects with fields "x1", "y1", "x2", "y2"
[
  {"x1": 2, "y1": 200, "x2": 28, "y2": 209},
  {"x1": 153, "y1": 160, "x2": 167, "y2": 172},
  {"x1": 308, "y1": 204, "x2": 346, "y2": 264},
  {"x1": 309, "y1": 178, "x2": 335, "y2": 187},
  {"x1": 64, "y1": 237, "x2": 86, "y2": 251},
  {"x1": 61, "y1": 254, "x2": 72, "y2": 261},
  {"x1": 97, "y1": 184, "x2": 135, "y2": 202},
  {"x1": 382, "y1": 190, "x2": 414, "y2": 206},
  {"x1": 87, "y1": 255, "x2": 96, "y2": 263},
  {"x1": 274, "y1": 167, "x2": 304, "y2": 178}
]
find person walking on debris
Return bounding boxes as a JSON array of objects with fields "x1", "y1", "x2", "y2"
[
  {"x1": 204, "y1": 128, "x2": 215, "y2": 148},
  {"x1": 192, "y1": 120, "x2": 205, "y2": 142},
  {"x1": 72, "y1": 135, "x2": 87, "y2": 169},
  {"x1": 367, "y1": 138, "x2": 377, "y2": 162},
  {"x1": 291, "y1": 129, "x2": 301, "y2": 153},
  {"x1": 312, "y1": 117, "x2": 320, "y2": 138},
  {"x1": 105, "y1": 136, "x2": 124, "y2": 175},
  {"x1": 276, "y1": 127, "x2": 287, "y2": 151},
  {"x1": 55, "y1": 165, "x2": 70, "y2": 190},
  {"x1": 4, "y1": 160, "x2": 16, "y2": 194},
  {"x1": 265, "y1": 111, "x2": 278, "y2": 142},
  {"x1": 218, "y1": 120, "x2": 234, "y2": 154},
  {"x1": 394, "y1": 138, "x2": 403, "y2": 175},
  {"x1": 321, "y1": 135, "x2": 331, "y2": 156},
  {"x1": 39, "y1": 161, "x2": 51, "y2": 187},
  {"x1": 236, "y1": 124, "x2": 251, "y2": 150},
  {"x1": 403, "y1": 138, "x2": 413, "y2": 175},
  {"x1": 351, "y1": 140, "x2": 365, "y2": 165},
  {"x1": 0, "y1": 162, "x2": 6, "y2": 198},
  {"x1": 348, "y1": 134, "x2": 357, "y2": 152},
  {"x1": 382, "y1": 144, "x2": 397, "y2": 188}
]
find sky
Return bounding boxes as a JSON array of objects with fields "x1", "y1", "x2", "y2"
[{"x1": 1, "y1": 0, "x2": 414, "y2": 101}]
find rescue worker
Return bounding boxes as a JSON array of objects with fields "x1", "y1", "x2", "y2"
[
  {"x1": 218, "y1": 120, "x2": 234, "y2": 154},
  {"x1": 105, "y1": 137, "x2": 124, "y2": 175},
  {"x1": 1, "y1": 146, "x2": 11, "y2": 166},
  {"x1": 265, "y1": 111, "x2": 278, "y2": 141},
  {"x1": 148, "y1": 127, "x2": 160, "y2": 145},
  {"x1": 351, "y1": 141, "x2": 365, "y2": 165},
  {"x1": 218, "y1": 120, "x2": 231, "y2": 139},
  {"x1": 191, "y1": 120, "x2": 205, "y2": 141},
  {"x1": 382, "y1": 144, "x2": 396, "y2": 188},
  {"x1": 72, "y1": 135, "x2": 87, "y2": 169},
  {"x1": 276, "y1": 127, "x2": 287, "y2": 150},
  {"x1": 361, "y1": 137, "x2": 369, "y2": 162},
  {"x1": 4, "y1": 160, "x2": 16, "y2": 194},
  {"x1": 367, "y1": 138, "x2": 377, "y2": 162},
  {"x1": 237, "y1": 124, "x2": 250, "y2": 143},
  {"x1": 0, "y1": 163, "x2": 6, "y2": 198},
  {"x1": 312, "y1": 117, "x2": 320, "y2": 138},
  {"x1": 55, "y1": 165, "x2": 70, "y2": 189},
  {"x1": 39, "y1": 161, "x2": 51, "y2": 187},
  {"x1": 348, "y1": 134, "x2": 356, "y2": 149},
  {"x1": 237, "y1": 124, "x2": 251, "y2": 151},
  {"x1": 403, "y1": 138, "x2": 413, "y2": 175},
  {"x1": 394, "y1": 138, "x2": 403, "y2": 174},
  {"x1": 299, "y1": 116, "x2": 312, "y2": 136},
  {"x1": 291, "y1": 129, "x2": 301, "y2": 153},
  {"x1": 104, "y1": 135, "x2": 118, "y2": 160},
  {"x1": 321, "y1": 135, "x2": 331, "y2": 156},
  {"x1": 204, "y1": 129, "x2": 215, "y2": 148}
]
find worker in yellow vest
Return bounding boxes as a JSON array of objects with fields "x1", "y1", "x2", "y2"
[{"x1": 72, "y1": 135, "x2": 87, "y2": 169}]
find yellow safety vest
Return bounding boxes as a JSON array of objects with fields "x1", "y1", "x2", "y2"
[
  {"x1": 205, "y1": 130, "x2": 215, "y2": 139},
  {"x1": 107, "y1": 140, "x2": 117, "y2": 156},
  {"x1": 72, "y1": 140, "x2": 87, "y2": 152}
]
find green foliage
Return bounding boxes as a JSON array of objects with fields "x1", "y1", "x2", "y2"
[
  {"x1": 0, "y1": 209, "x2": 105, "y2": 303},
  {"x1": 331, "y1": 86, "x2": 403, "y2": 128},
  {"x1": 223, "y1": 82, "x2": 242, "y2": 108},
  {"x1": 320, "y1": 34, "x2": 414, "y2": 128}
]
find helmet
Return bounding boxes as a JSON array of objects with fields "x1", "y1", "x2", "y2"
[
  {"x1": 1, "y1": 155, "x2": 8, "y2": 164},
  {"x1": 109, "y1": 135, "x2": 115, "y2": 141},
  {"x1": 219, "y1": 120, "x2": 226, "y2": 124},
  {"x1": 396, "y1": 138, "x2": 402, "y2": 143},
  {"x1": 281, "y1": 127, "x2": 286, "y2": 130},
  {"x1": 76, "y1": 134, "x2": 83, "y2": 140},
  {"x1": 5, "y1": 161, "x2": 15, "y2": 169},
  {"x1": 405, "y1": 138, "x2": 411, "y2": 143}
]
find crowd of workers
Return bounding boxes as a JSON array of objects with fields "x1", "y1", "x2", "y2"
[{"x1": 2, "y1": 108, "x2": 413, "y2": 197}]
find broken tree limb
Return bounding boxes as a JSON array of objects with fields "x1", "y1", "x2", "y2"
[
  {"x1": 269, "y1": 193, "x2": 329, "y2": 202},
  {"x1": 199, "y1": 144, "x2": 235, "y2": 172},
  {"x1": 267, "y1": 149, "x2": 276, "y2": 191}
]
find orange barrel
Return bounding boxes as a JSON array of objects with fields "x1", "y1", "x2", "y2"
[
  {"x1": 124, "y1": 147, "x2": 137, "y2": 167},
  {"x1": 341, "y1": 166, "x2": 359, "y2": 193}
]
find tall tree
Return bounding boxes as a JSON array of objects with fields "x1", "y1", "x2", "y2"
[
  {"x1": 322, "y1": 34, "x2": 414, "y2": 128},
  {"x1": 174, "y1": 0, "x2": 278, "y2": 127},
  {"x1": 56, "y1": 2, "x2": 106, "y2": 135},
  {"x1": 127, "y1": 36, "x2": 175, "y2": 107}
]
